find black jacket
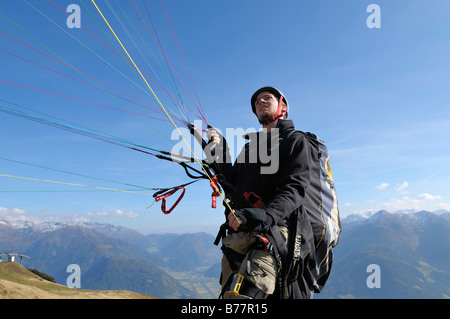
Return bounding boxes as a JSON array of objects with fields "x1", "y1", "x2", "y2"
[{"x1": 215, "y1": 119, "x2": 312, "y2": 232}]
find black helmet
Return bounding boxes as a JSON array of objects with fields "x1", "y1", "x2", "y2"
[{"x1": 250, "y1": 86, "x2": 288, "y2": 114}]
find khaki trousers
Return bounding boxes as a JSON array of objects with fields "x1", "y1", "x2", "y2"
[{"x1": 220, "y1": 227, "x2": 288, "y2": 298}]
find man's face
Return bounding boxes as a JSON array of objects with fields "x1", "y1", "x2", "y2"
[{"x1": 254, "y1": 91, "x2": 279, "y2": 122}]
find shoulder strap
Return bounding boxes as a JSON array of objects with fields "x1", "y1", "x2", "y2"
[{"x1": 282, "y1": 129, "x2": 305, "y2": 142}]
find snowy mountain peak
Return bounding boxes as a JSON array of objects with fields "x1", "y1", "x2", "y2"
[
  {"x1": 0, "y1": 218, "x2": 67, "y2": 232},
  {"x1": 0, "y1": 217, "x2": 132, "y2": 235},
  {"x1": 341, "y1": 209, "x2": 448, "y2": 224}
]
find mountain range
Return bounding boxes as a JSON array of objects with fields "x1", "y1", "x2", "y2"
[
  {"x1": 1, "y1": 209, "x2": 449, "y2": 299},
  {"x1": 316, "y1": 210, "x2": 450, "y2": 299},
  {"x1": 0, "y1": 220, "x2": 222, "y2": 298}
]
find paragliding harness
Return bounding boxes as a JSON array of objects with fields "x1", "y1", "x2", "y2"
[
  {"x1": 215, "y1": 129, "x2": 341, "y2": 299},
  {"x1": 152, "y1": 124, "x2": 341, "y2": 297}
]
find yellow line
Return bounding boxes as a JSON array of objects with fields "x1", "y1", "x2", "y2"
[
  {"x1": 91, "y1": 0, "x2": 238, "y2": 221},
  {"x1": 91, "y1": 0, "x2": 203, "y2": 176},
  {"x1": 0, "y1": 174, "x2": 152, "y2": 196}
]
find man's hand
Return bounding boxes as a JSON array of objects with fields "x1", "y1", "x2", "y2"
[
  {"x1": 207, "y1": 128, "x2": 220, "y2": 145},
  {"x1": 228, "y1": 210, "x2": 242, "y2": 231},
  {"x1": 227, "y1": 208, "x2": 270, "y2": 233}
]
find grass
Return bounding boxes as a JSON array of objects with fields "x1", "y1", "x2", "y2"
[{"x1": 0, "y1": 262, "x2": 156, "y2": 299}]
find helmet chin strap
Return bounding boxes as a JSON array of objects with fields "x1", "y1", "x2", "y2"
[{"x1": 259, "y1": 95, "x2": 287, "y2": 126}]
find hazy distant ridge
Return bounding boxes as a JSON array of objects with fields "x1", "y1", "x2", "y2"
[{"x1": 1, "y1": 209, "x2": 449, "y2": 299}]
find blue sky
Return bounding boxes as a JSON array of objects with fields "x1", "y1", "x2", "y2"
[{"x1": 1, "y1": 0, "x2": 449, "y2": 234}]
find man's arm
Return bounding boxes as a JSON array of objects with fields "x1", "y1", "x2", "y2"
[
  {"x1": 207, "y1": 128, "x2": 235, "y2": 184},
  {"x1": 264, "y1": 133, "x2": 312, "y2": 225}
]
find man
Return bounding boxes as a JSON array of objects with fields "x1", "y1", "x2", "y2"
[{"x1": 209, "y1": 86, "x2": 315, "y2": 299}]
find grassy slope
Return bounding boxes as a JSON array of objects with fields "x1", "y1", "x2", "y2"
[{"x1": 0, "y1": 262, "x2": 156, "y2": 299}]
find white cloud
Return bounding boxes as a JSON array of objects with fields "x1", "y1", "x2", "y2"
[
  {"x1": 381, "y1": 192, "x2": 442, "y2": 211},
  {"x1": 376, "y1": 183, "x2": 389, "y2": 190},
  {"x1": 0, "y1": 207, "x2": 46, "y2": 225},
  {"x1": 0, "y1": 207, "x2": 30, "y2": 223},
  {"x1": 395, "y1": 181, "x2": 409, "y2": 192},
  {"x1": 417, "y1": 193, "x2": 441, "y2": 201},
  {"x1": 437, "y1": 202, "x2": 450, "y2": 210},
  {"x1": 87, "y1": 209, "x2": 140, "y2": 219},
  {"x1": 64, "y1": 214, "x2": 90, "y2": 224},
  {"x1": 0, "y1": 207, "x2": 26, "y2": 217},
  {"x1": 87, "y1": 211, "x2": 108, "y2": 217},
  {"x1": 345, "y1": 208, "x2": 378, "y2": 218}
]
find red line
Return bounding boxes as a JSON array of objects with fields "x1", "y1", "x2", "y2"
[
  {"x1": 0, "y1": 78, "x2": 177, "y2": 123},
  {"x1": 0, "y1": 48, "x2": 170, "y2": 117},
  {"x1": 130, "y1": 0, "x2": 208, "y2": 123},
  {"x1": 47, "y1": 0, "x2": 204, "y2": 123},
  {"x1": 159, "y1": 0, "x2": 207, "y2": 123},
  {"x1": 0, "y1": 32, "x2": 189, "y2": 124}
]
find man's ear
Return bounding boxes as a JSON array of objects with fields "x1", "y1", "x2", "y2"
[{"x1": 281, "y1": 103, "x2": 288, "y2": 119}]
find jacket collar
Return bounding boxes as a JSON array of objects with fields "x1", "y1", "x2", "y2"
[{"x1": 244, "y1": 119, "x2": 295, "y2": 141}]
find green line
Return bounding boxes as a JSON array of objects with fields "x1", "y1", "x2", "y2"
[
  {"x1": 0, "y1": 155, "x2": 154, "y2": 191},
  {"x1": 1, "y1": 4, "x2": 174, "y2": 145},
  {"x1": 113, "y1": 0, "x2": 189, "y2": 123}
]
